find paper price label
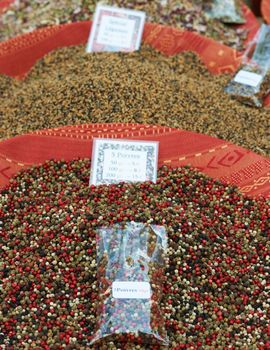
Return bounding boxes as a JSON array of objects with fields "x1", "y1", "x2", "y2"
[
  {"x1": 233, "y1": 70, "x2": 263, "y2": 87},
  {"x1": 90, "y1": 138, "x2": 159, "y2": 186},
  {"x1": 96, "y1": 16, "x2": 136, "y2": 48},
  {"x1": 112, "y1": 281, "x2": 151, "y2": 299},
  {"x1": 86, "y1": 4, "x2": 145, "y2": 52}
]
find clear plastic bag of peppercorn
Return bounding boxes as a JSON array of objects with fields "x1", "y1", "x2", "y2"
[
  {"x1": 225, "y1": 24, "x2": 270, "y2": 107},
  {"x1": 90, "y1": 222, "x2": 169, "y2": 347}
]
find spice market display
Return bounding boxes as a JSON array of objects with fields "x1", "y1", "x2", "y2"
[
  {"x1": 1, "y1": 122, "x2": 269, "y2": 197},
  {"x1": 0, "y1": 0, "x2": 256, "y2": 50},
  {"x1": 0, "y1": 1, "x2": 270, "y2": 349},
  {"x1": 1, "y1": 160, "x2": 270, "y2": 348},
  {"x1": 0, "y1": 45, "x2": 270, "y2": 156}
]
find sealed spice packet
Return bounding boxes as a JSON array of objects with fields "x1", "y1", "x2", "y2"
[
  {"x1": 225, "y1": 24, "x2": 270, "y2": 107},
  {"x1": 204, "y1": 0, "x2": 246, "y2": 24},
  {"x1": 90, "y1": 222, "x2": 169, "y2": 347}
]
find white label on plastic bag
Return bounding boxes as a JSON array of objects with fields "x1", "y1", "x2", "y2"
[
  {"x1": 112, "y1": 281, "x2": 151, "y2": 299},
  {"x1": 86, "y1": 4, "x2": 145, "y2": 52},
  {"x1": 233, "y1": 70, "x2": 263, "y2": 87},
  {"x1": 90, "y1": 138, "x2": 159, "y2": 185}
]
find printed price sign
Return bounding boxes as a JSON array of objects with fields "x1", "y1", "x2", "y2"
[
  {"x1": 86, "y1": 4, "x2": 145, "y2": 52},
  {"x1": 90, "y1": 138, "x2": 159, "y2": 185}
]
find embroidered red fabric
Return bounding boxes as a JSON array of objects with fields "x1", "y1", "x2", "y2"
[{"x1": 0, "y1": 124, "x2": 269, "y2": 198}]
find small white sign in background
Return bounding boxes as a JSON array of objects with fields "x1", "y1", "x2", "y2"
[
  {"x1": 90, "y1": 138, "x2": 159, "y2": 185},
  {"x1": 112, "y1": 281, "x2": 151, "y2": 299},
  {"x1": 86, "y1": 4, "x2": 145, "y2": 52}
]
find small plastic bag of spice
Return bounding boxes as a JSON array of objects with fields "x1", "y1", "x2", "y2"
[
  {"x1": 204, "y1": 0, "x2": 246, "y2": 24},
  {"x1": 90, "y1": 221, "x2": 169, "y2": 346},
  {"x1": 225, "y1": 24, "x2": 270, "y2": 107}
]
